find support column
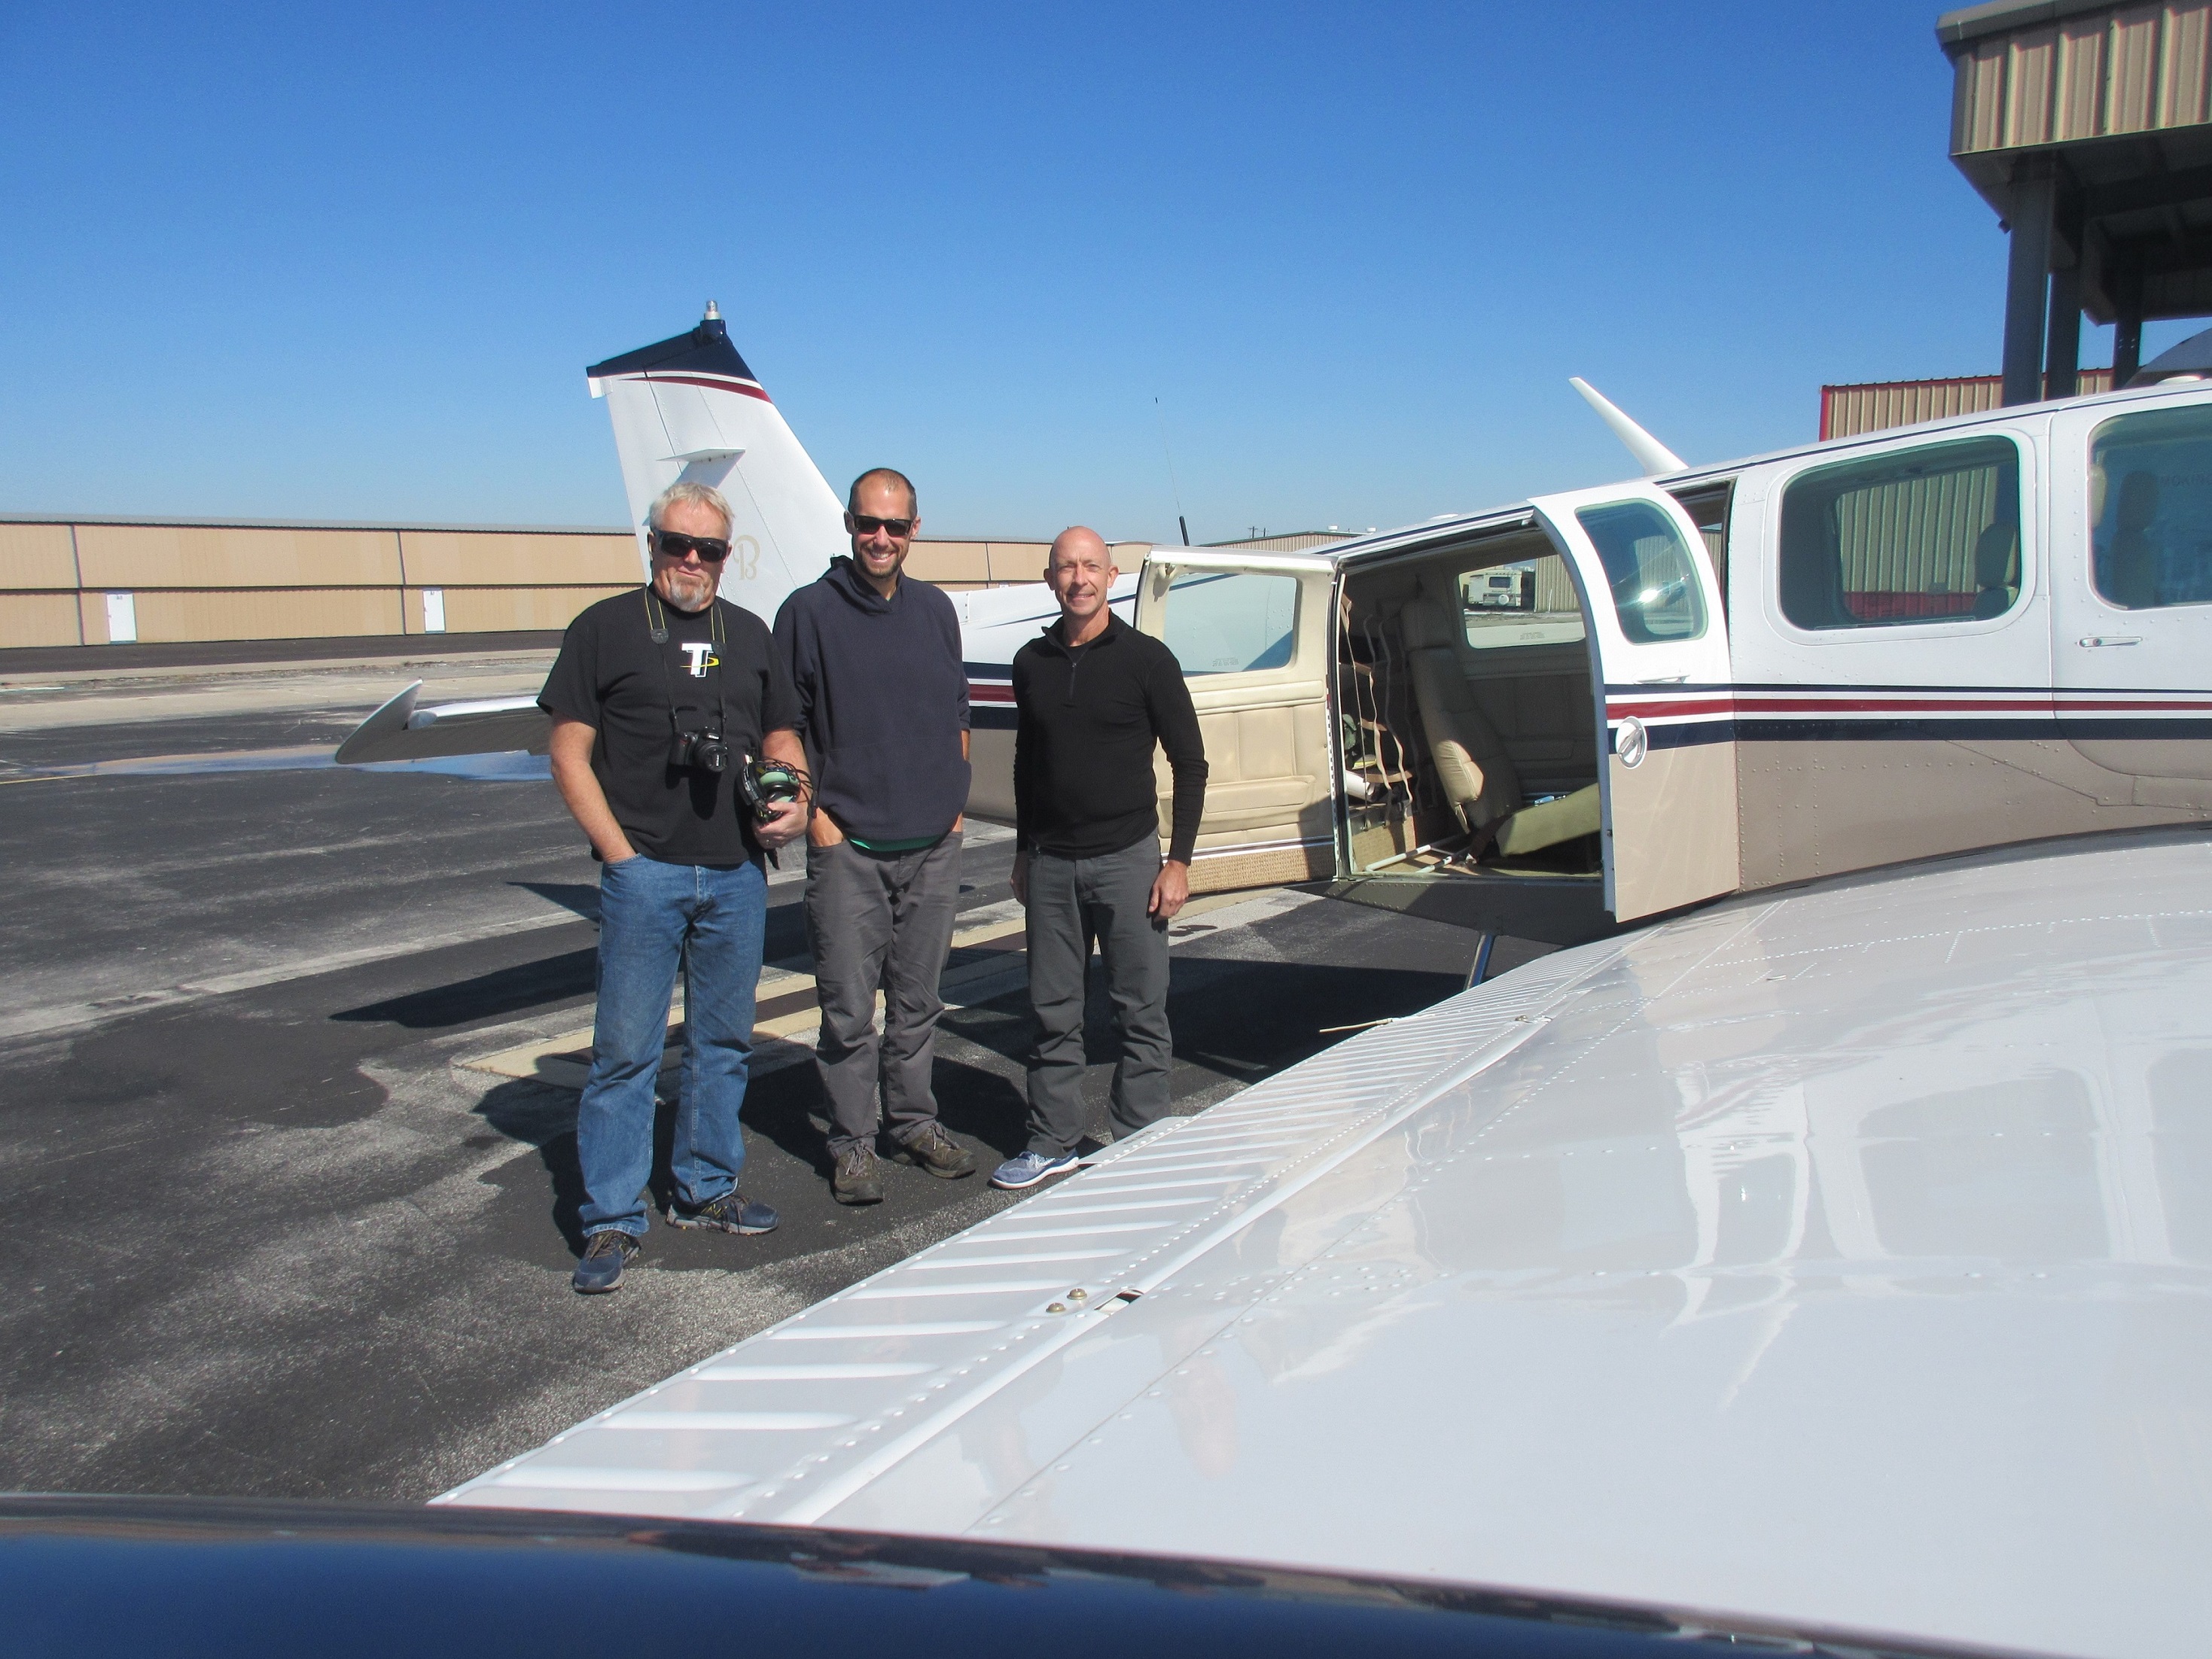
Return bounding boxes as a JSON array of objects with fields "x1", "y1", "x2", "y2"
[
  {"x1": 2046, "y1": 263, "x2": 2083, "y2": 398},
  {"x1": 2002, "y1": 166, "x2": 2055, "y2": 406},
  {"x1": 2113, "y1": 257, "x2": 2145, "y2": 385}
]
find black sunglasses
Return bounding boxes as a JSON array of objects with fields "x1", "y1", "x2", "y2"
[
  {"x1": 653, "y1": 530, "x2": 730, "y2": 563},
  {"x1": 849, "y1": 513, "x2": 914, "y2": 538}
]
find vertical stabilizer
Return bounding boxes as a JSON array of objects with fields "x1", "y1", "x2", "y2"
[{"x1": 587, "y1": 308, "x2": 847, "y2": 620}]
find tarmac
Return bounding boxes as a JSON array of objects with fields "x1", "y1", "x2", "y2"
[{"x1": 0, "y1": 652, "x2": 1543, "y2": 1502}]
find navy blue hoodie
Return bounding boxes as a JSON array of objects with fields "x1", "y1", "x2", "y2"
[{"x1": 772, "y1": 556, "x2": 971, "y2": 845}]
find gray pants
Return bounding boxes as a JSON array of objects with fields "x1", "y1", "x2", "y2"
[
  {"x1": 806, "y1": 833, "x2": 962, "y2": 1152},
  {"x1": 1025, "y1": 837, "x2": 1172, "y2": 1155}
]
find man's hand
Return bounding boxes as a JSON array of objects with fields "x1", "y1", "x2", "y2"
[
  {"x1": 756, "y1": 798, "x2": 808, "y2": 850},
  {"x1": 807, "y1": 809, "x2": 846, "y2": 848},
  {"x1": 1148, "y1": 858, "x2": 1189, "y2": 921},
  {"x1": 548, "y1": 715, "x2": 638, "y2": 865},
  {"x1": 1010, "y1": 849, "x2": 1028, "y2": 906}
]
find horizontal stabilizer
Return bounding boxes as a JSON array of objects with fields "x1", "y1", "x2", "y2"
[{"x1": 335, "y1": 683, "x2": 551, "y2": 764}]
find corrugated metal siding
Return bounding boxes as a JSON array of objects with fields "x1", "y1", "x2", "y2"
[
  {"x1": 399, "y1": 530, "x2": 636, "y2": 587},
  {"x1": 73, "y1": 524, "x2": 404, "y2": 589},
  {"x1": 1951, "y1": 2, "x2": 2212, "y2": 152},
  {"x1": 1820, "y1": 370, "x2": 2116, "y2": 438},
  {"x1": 0, "y1": 595, "x2": 84, "y2": 648},
  {"x1": 0, "y1": 523, "x2": 78, "y2": 589},
  {"x1": 1202, "y1": 531, "x2": 1349, "y2": 553},
  {"x1": 1532, "y1": 552, "x2": 1580, "y2": 612},
  {"x1": 122, "y1": 588, "x2": 408, "y2": 643},
  {"x1": 1835, "y1": 467, "x2": 2003, "y2": 615},
  {"x1": 0, "y1": 519, "x2": 1082, "y2": 649},
  {"x1": 431, "y1": 586, "x2": 634, "y2": 634}
]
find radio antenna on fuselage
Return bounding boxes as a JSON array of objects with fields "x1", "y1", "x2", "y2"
[
  {"x1": 1154, "y1": 396, "x2": 1191, "y2": 545},
  {"x1": 1569, "y1": 376, "x2": 1686, "y2": 476}
]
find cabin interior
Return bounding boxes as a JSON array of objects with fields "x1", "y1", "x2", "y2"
[
  {"x1": 1337, "y1": 525, "x2": 1604, "y2": 881},
  {"x1": 1336, "y1": 488, "x2": 1728, "y2": 887}
]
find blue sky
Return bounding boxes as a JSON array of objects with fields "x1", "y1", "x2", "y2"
[{"x1": 0, "y1": 2, "x2": 2193, "y2": 543}]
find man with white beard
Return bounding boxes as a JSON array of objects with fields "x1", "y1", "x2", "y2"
[{"x1": 540, "y1": 481, "x2": 811, "y2": 1294}]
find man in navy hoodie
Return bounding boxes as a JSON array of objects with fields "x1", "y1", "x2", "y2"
[{"x1": 773, "y1": 468, "x2": 978, "y2": 1203}]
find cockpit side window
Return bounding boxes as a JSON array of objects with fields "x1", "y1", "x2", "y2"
[
  {"x1": 1572, "y1": 499, "x2": 1708, "y2": 643},
  {"x1": 1778, "y1": 437, "x2": 2022, "y2": 630},
  {"x1": 2089, "y1": 404, "x2": 2212, "y2": 610}
]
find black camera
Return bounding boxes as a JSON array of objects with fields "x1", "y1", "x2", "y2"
[{"x1": 669, "y1": 726, "x2": 732, "y2": 775}]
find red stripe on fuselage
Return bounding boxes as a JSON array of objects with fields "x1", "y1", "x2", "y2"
[{"x1": 1607, "y1": 692, "x2": 2212, "y2": 721}]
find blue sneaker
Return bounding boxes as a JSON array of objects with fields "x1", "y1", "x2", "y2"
[
  {"x1": 667, "y1": 1189, "x2": 779, "y2": 1234},
  {"x1": 990, "y1": 1149, "x2": 1080, "y2": 1190},
  {"x1": 572, "y1": 1229, "x2": 638, "y2": 1294}
]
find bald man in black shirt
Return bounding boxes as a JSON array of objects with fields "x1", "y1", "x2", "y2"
[{"x1": 992, "y1": 528, "x2": 1207, "y2": 1189}]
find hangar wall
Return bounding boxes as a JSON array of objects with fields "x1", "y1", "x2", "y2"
[{"x1": 0, "y1": 517, "x2": 1087, "y2": 648}]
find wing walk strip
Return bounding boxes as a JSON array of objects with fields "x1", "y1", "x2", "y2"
[{"x1": 440, "y1": 942, "x2": 1618, "y2": 1521}]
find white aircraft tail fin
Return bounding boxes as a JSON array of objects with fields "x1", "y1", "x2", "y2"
[
  {"x1": 587, "y1": 304, "x2": 846, "y2": 621},
  {"x1": 1568, "y1": 376, "x2": 1686, "y2": 477}
]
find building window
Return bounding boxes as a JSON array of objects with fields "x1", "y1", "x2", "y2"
[
  {"x1": 1161, "y1": 571, "x2": 1297, "y2": 674},
  {"x1": 2090, "y1": 404, "x2": 2212, "y2": 610},
  {"x1": 1778, "y1": 437, "x2": 2022, "y2": 629},
  {"x1": 1573, "y1": 499, "x2": 1707, "y2": 643}
]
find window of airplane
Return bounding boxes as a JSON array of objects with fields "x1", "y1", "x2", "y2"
[
  {"x1": 2089, "y1": 404, "x2": 2212, "y2": 609},
  {"x1": 1457, "y1": 557, "x2": 1586, "y2": 650},
  {"x1": 1160, "y1": 570, "x2": 1297, "y2": 674},
  {"x1": 1573, "y1": 500, "x2": 1707, "y2": 642},
  {"x1": 1778, "y1": 437, "x2": 2022, "y2": 630}
]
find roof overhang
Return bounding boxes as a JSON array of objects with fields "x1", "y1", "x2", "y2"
[{"x1": 1938, "y1": 1, "x2": 2212, "y2": 324}]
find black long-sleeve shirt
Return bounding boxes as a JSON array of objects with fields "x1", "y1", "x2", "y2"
[{"x1": 1013, "y1": 614, "x2": 1208, "y2": 863}]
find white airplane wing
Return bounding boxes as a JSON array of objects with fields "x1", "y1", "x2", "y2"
[
  {"x1": 440, "y1": 828, "x2": 2212, "y2": 1659},
  {"x1": 332, "y1": 682, "x2": 550, "y2": 764}
]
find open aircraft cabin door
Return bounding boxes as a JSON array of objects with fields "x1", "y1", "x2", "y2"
[
  {"x1": 1133, "y1": 549, "x2": 1337, "y2": 893},
  {"x1": 1528, "y1": 483, "x2": 1738, "y2": 922}
]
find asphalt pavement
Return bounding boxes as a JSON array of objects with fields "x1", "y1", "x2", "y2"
[{"x1": 0, "y1": 661, "x2": 1536, "y2": 1503}]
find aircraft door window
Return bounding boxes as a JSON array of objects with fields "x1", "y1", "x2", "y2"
[
  {"x1": 1573, "y1": 500, "x2": 1708, "y2": 642},
  {"x1": 1161, "y1": 571, "x2": 1298, "y2": 674},
  {"x1": 2089, "y1": 405, "x2": 2212, "y2": 609},
  {"x1": 1777, "y1": 437, "x2": 2022, "y2": 629}
]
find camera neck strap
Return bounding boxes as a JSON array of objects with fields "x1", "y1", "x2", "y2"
[{"x1": 644, "y1": 586, "x2": 730, "y2": 742}]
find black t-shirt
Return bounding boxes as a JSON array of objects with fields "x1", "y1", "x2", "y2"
[{"x1": 539, "y1": 587, "x2": 800, "y2": 866}]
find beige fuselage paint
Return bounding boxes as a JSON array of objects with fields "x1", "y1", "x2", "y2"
[{"x1": 1610, "y1": 742, "x2": 1741, "y2": 918}]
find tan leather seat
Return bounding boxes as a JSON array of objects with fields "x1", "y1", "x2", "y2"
[
  {"x1": 1400, "y1": 598, "x2": 1601, "y2": 857},
  {"x1": 1972, "y1": 521, "x2": 2019, "y2": 619}
]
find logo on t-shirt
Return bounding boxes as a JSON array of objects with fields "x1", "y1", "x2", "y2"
[{"x1": 679, "y1": 642, "x2": 720, "y2": 678}]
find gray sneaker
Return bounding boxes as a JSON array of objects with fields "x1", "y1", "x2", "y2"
[
  {"x1": 831, "y1": 1143, "x2": 885, "y2": 1205},
  {"x1": 989, "y1": 1149, "x2": 1080, "y2": 1190},
  {"x1": 894, "y1": 1121, "x2": 977, "y2": 1180}
]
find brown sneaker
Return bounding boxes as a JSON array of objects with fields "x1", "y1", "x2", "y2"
[
  {"x1": 895, "y1": 1120, "x2": 977, "y2": 1180},
  {"x1": 831, "y1": 1142, "x2": 885, "y2": 1205}
]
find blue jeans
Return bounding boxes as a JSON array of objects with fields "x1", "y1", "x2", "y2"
[{"x1": 577, "y1": 854, "x2": 767, "y2": 1237}]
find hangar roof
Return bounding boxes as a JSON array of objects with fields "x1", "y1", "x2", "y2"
[{"x1": 1937, "y1": 0, "x2": 2212, "y2": 324}]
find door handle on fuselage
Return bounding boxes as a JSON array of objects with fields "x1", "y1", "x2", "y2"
[{"x1": 2076, "y1": 635, "x2": 2143, "y2": 647}]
